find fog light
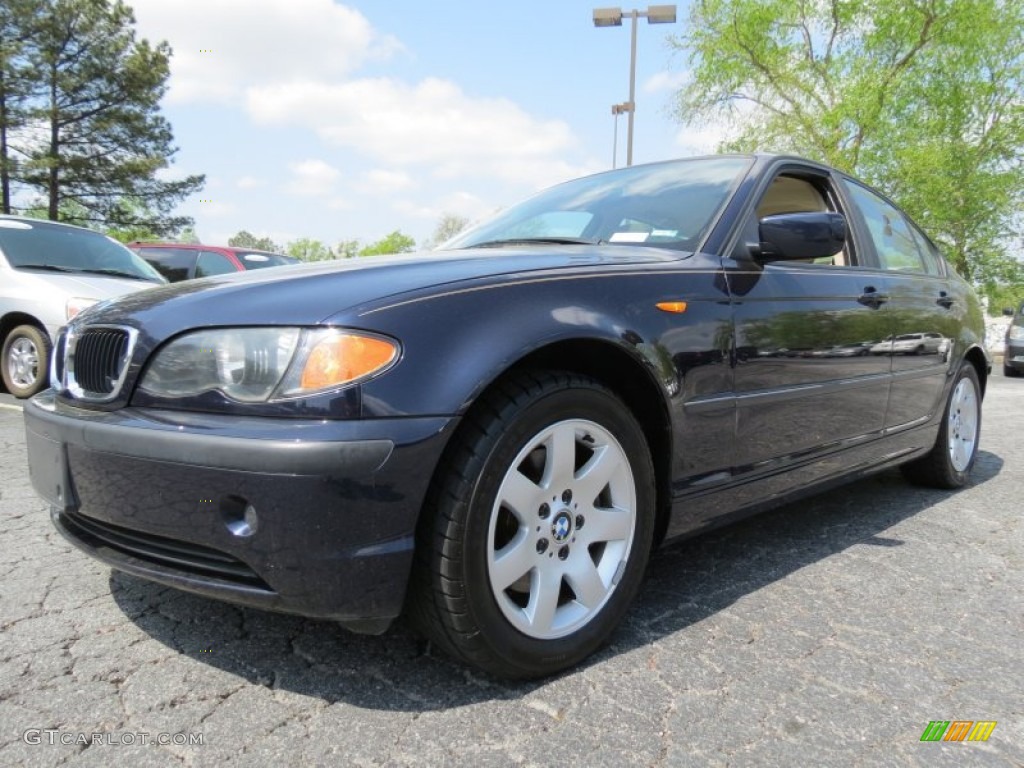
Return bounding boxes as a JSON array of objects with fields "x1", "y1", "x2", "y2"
[{"x1": 221, "y1": 495, "x2": 258, "y2": 537}]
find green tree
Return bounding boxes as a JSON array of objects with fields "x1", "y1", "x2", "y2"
[
  {"x1": 8, "y1": 0, "x2": 202, "y2": 233},
  {"x1": 359, "y1": 230, "x2": 416, "y2": 257},
  {"x1": 228, "y1": 230, "x2": 281, "y2": 253},
  {"x1": 0, "y1": 0, "x2": 42, "y2": 213},
  {"x1": 336, "y1": 239, "x2": 361, "y2": 259},
  {"x1": 672, "y1": 0, "x2": 1024, "y2": 282},
  {"x1": 424, "y1": 212, "x2": 470, "y2": 249},
  {"x1": 287, "y1": 237, "x2": 334, "y2": 262},
  {"x1": 174, "y1": 226, "x2": 200, "y2": 244}
]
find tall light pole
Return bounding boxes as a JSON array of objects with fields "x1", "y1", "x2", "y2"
[
  {"x1": 611, "y1": 102, "x2": 630, "y2": 168},
  {"x1": 593, "y1": 5, "x2": 676, "y2": 167}
]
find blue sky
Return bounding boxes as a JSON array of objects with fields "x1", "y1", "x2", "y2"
[{"x1": 127, "y1": 0, "x2": 719, "y2": 250}]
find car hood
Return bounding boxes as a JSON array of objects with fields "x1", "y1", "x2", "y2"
[
  {"x1": 79, "y1": 246, "x2": 693, "y2": 335},
  {"x1": 12, "y1": 270, "x2": 161, "y2": 298}
]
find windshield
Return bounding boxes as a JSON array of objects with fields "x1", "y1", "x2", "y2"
[
  {"x1": 237, "y1": 252, "x2": 297, "y2": 269},
  {"x1": 0, "y1": 220, "x2": 165, "y2": 282},
  {"x1": 442, "y1": 156, "x2": 753, "y2": 251}
]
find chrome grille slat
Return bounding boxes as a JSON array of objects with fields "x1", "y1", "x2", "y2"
[{"x1": 62, "y1": 324, "x2": 138, "y2": 402}]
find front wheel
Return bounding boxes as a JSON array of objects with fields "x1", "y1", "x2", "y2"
[
  {"x1": 409, "y1": 372, "x2": 655, "y2": 678},
  {"x1": 2, "y1": 325, "x2": 51, "y2": 398},
  {"x1": 901, "y1": 361, "x2": 981, "y2": 488}
]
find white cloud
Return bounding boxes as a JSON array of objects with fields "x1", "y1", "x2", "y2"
[
  {"x1": 236, "y1": 176, "x2": 266, "y2": 189},
  {"x1": 393, "y1": 191, "x2": 490, "y2": 222},
  {"x1": 128, "y1": 0, "x2": 402, "y2": 104},
  {"x1": 246, "y1": 77, "x2": 589, "y2": 186},
  {"x1": 644, "y1": 71, "x2": 689, "y2": 94},
  {"x1": 194, "y1": 200, "x2": 237, "y2": 218},
  {"x1": 154, "y1": 165, "x2": 194, "y2": 182},
  {"x1": 285, "y1": 159, "x2": 340, "y2": 197},
  {"x1": 357, "y1": 169, "x2": 416, "y2": 195}
]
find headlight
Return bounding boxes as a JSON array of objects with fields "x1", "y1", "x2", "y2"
[
  {"x1": 139, "y1": 327, "x2": 399, "y2": 402},
  {"x1": 1010, "y1": 325, "x2": 1024, "y2": 341},
  {"x1": 66, "y1": 297, "x2": 98, "y2": 321}
]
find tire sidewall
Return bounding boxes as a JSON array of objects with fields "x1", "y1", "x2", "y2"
[{"x1": 459, "y1": 383, "x2": 655, "y2": 675}]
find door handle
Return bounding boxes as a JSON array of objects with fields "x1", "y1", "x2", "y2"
[
  {"x1": 858, "y1": 288, "x2": 888, "y2": 308},
  {"x1": 937, "y1": 291, "x2": 955, "y2": 309}
]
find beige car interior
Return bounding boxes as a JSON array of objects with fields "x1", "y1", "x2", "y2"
[{"x1": 757, "y1": 175, "x2": 847, "y2": 266}]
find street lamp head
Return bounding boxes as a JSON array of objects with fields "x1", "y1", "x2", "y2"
[
  {"x1": 646, "y1": 5, "x2": 677, "y2": 23},
  {"x1": 593, "y1": 7, "x2": 624, "y2": 26}
]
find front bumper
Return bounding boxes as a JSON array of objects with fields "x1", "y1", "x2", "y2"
[{"x1": 24, "y1": 392, "x2": 455, "y2": 632}]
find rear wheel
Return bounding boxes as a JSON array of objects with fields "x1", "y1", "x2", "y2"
[
  {"x1": 409, "y1": 371, "x2": 655, "y2": 678},
  {"x1": 1005, "y1": 363, "x2": 1020, "y2": 378},
  {"x1": 901, "y1": 361, "x2": 981, "y2": 489},
  {"x1": 2, "y1": 325, "x2": 51, "y2": 398}
]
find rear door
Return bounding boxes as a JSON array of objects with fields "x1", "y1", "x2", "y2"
[{"x1": 841, "y1": 179, "x2": 953, "y2": 429}]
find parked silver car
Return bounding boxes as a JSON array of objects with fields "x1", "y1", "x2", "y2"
[
  {"x1": 0, "y1": 216, "x2": 165, "y2": 397},
  {"x1": 869, "y1": 332, "x2": 946, "y2": 356}
]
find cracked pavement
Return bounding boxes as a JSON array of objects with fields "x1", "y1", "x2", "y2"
[{"x1": 0, "y1": 378, "x2": 1021, "y2": 767}]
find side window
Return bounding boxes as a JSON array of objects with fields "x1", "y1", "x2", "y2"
[
  {"x1": 749, "y1": 173, "x2": 852, "y2": 266},
  {"x1": 844, "y1": 181, "x2": 928, "y2": 273},
  {"x1": 907, "y1": 226, "x2": 944, "y2": 277},
  {"x1": 195, "y1": 251, "x2": 236, "y2": 278},
  {"x1": 137, "y1": 247, "x2": 196, "y2": 282}
]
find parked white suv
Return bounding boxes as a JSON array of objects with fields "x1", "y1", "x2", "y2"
[
  {"x1": 0, "y1": 216, "x2": 165, "y2": 397},
  {"x1": 870, "y1": 332, "x2": 946, "y2": 356}
]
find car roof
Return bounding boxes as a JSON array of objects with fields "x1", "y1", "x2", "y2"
[
  {"x1": 128, "y1": 242, "x2": 284, "y2": 256},
  {"x1": 0, "y1": 214, "x2": 103, "y2": 235}
]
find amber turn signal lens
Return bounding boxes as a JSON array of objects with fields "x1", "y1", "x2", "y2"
[
  {"x1": 299, "y1": 333, "x2": 397, "y2": 390},
  {"x1": 656, "y1": 301, "x2": 688, "y2": 313}
]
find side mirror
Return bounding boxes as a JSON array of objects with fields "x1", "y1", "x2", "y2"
[{"x1": 752, "y1": 212, "x2": 846, "y2": 262}]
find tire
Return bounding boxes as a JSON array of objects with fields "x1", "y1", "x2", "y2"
[
  {"x1": 409, "y1": 371, "x2": 656, "y2": 679},
  {"x1": 1, "y1": 325, "x2": 51, "y2": 398},
  {"x1": 901, "y1": 361, "x2": 981, "y2": 489},
  {"x1": 1005, "y1": 364, "x2": 1020, "y2": 378}
]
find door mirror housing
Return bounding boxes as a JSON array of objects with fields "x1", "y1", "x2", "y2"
[{"x1": 751, "y1": 212, "x2": 846, "y2": 262}]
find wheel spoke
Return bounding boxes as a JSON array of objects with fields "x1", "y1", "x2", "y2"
[
  {"x1": 497, "y1": 469, "x2": 542, "y2": 523},
  {"x1": 542, "y1": 423, "x2": 578, "y2": 490},
  {"x1": 525, "y1": 568, "x2": 561, "y2": 635},
  {"x1": 490, "y1": 532, "x2": 534, "y2": 591},
  {"x1": 565, "y1": 557, "x2": 607, "y2": 609},
  {"x1": 579, "y1": 505, "x2": 633, "y2": 545},
  {"x1": 574, "y1": 445, "x2": 619, "y2": 506}
]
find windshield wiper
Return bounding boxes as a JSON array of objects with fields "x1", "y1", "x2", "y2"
[
  {"x1": 465, "y1": 236, "x2": 600, "y2": 249},
  {"x1": 16, "y1": 263, "x2": 78, "y2": 272},
  {"x1": 75, "y1": 268, "x2": 154, "y2": 281}
]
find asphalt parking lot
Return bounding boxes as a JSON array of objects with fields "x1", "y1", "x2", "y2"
[{"x1": 0, "y1": 378, "x2": 1021, "y2": 767}]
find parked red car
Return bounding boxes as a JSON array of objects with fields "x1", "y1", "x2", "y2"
[{"x1": 127, "y1": 243, "x2": 297, "y2": 282}]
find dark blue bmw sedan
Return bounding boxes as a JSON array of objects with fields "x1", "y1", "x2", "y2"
[{"x1": 24, "y1": 155, "x2": 989, "y2": 678}]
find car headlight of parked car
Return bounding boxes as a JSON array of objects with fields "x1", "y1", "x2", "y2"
[
  {"x1": 66, "y1": 297, "x2": 99, "y2": 321},
  {"x1": 139, "y1": 327, "x2": 399, "y2": 402}
]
